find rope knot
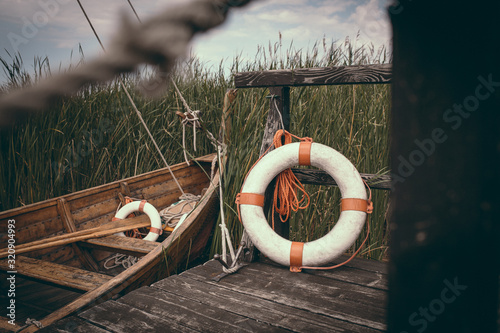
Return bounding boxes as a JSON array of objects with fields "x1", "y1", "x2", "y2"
[
  {"x1": 366, "y1": 200, "x2": 374, "y2": 214},
  {"x1": 180, "y1": 110, "x2": 201, "y2": 128},
  {"x1": 26, "y1": 318, "x2": 43, "y2": 329}
]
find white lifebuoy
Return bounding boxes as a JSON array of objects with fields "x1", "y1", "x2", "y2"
[
  {"x1": 238, "y1": 142, "x2": 370, "y2": 270},
  {"x1": 114, "y1": 200, "x2": 162, "y2": 242}
]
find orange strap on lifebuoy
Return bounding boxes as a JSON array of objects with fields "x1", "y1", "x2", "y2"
[
  {"x1": 290, "y1": 242, "x2": 304, "y2": 272},
  {"x1": 341, "y1": 198, "x2": 373, "y2": 214},
  {"x1": 149, "y1": 227, "x2": 163, "y2": 235},
  {"x1": 298, "y1": 141, "x2": 312, "y2": 166},
  {"x1": 236, "y1": 193, "x2": 265, "y2": 206},
  {"x1": 235, "y1": 193, "x2": 265, "y2": 223},
  {"x1": 138, "y1": 200, "x2": 147, "y2": 212}
]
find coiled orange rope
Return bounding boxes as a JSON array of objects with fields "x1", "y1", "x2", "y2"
[
  {"x1": 271, "y1": 130, "x2": 311, "y2": 229},
  {"x1": 235, "y1": 130, "x2": 312, "y2": 229}
]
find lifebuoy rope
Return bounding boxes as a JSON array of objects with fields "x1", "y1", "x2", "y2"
[{"x1": 295, "y1": 180, "x2": 372, "y2": 272}]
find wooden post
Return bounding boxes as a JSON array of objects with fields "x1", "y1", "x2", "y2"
[
  {"x1": 388, "y1": 1, "x2": 499, "y2": 332},
  {"x1": 242, "y1": 86, "x2": 290, "y2": 262},
  {"x1": 265, "y1": 87, "x2": 291, "y2": 240},
  {"x1": 258, "y1": 87, "x2": 291, "y2": 155}
]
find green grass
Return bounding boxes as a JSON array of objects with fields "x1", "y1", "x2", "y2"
[{"x1": 0, "y1": 37, "x2": 391, "y2": 261}]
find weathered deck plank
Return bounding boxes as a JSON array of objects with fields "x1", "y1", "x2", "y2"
[
  {"x1": 79, "y1": 300, "x2": 197, "y2": 332},
  {"x1": 153, "y1": 274, "x2": 379, "y2": 332},
  {"x1": 118, "y1": 286, "x2": 286, "y2": 332},
  {"x1": 183, "y1": 261, "x2": 386, "y2": 330},
  {"x1": 261, "y1": 256, "x2": 388, "y2": 290},
  {"x1": 38, "y1": 317, "x2": 111, "y2": 332},
  {"x1": 46, "y1": 257, "x2": 387, "y2": 332}
]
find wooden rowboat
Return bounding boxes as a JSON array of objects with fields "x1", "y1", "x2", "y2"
[{"x1": 0, "y1": 154, "x2": 222, "y2": 332}]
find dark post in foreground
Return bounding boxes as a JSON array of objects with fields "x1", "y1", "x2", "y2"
[{"x1": 388, "y1": 1, "x2": 499, "y2": 332}]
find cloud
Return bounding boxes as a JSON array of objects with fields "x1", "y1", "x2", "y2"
[
  {"x1": 0, "y1": 0, "x2": 392, "y2": 85},
  {"x1": 348, "y1": 0, "x2": 392, "y2": 45}
]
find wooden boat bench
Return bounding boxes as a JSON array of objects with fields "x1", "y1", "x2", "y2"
[
  {"x1": 80, "y1": 235, "x2": 160, "y2": 257},
  {"x1": 0, "y1": 256, "x2": 111, "y2": 292}
]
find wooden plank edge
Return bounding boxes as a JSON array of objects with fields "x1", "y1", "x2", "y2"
[
  {"x1": 0, "y1": 153, "x2": 216, "y2": 220},
  {"x1": 235, "y1": 64, "x2": 392, "y2": 88}
]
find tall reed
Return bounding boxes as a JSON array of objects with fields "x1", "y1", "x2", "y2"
[{"x1": 0, "y1": 36, "x2": 391, "y2": 260}]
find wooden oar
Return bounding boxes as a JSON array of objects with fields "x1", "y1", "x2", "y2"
[{"x1": 0, "y1": 215, "x2": 151, "y2": 258}]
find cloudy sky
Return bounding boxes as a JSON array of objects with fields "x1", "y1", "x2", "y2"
[{"x1": 0, "y1": 0, "x2": 391, "y2": 82}]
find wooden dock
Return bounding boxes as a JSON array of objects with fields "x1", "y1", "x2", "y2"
[{"x1": 39, "y1": 256, "x2": 387, "y2": 332}]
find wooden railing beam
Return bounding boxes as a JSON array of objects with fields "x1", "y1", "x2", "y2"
[{"x1": 235, "y1": 64, "x2": 391, "y2": 88}]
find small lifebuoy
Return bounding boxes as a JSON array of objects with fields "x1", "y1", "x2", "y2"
[
  {"x1": 237, "y1": 141, "x2": 371, "y2": 272},
  {"x1": 114, "y1": 200, "x2": 162, "y2": 242}
]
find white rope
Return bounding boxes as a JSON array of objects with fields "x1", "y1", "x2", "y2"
[
  {"x1": 210, "y1": 154, "x2": 217, "y2": 182},
  {"x1": 171, "y1": 79, "x2": 203, "y2": 165},
  {"x1": 181, "y1": 110, "x2": 201, "y2": 165},
  {"x1": 223, "y1": 231, "x2": 247, "y2": 274},
  {"x1": 214, "y1": 144, "x2": 246, "y2": 274},
  {"x1": 271, "y1": 95, "x2": 285, "y2": 130},
  {"x1": 122, "y1": 82, "x2": 186, "y2": 195},
  {"x1": 159, "y1": 193, "x2": 200, "y2": 228},
  {"x1": 75, "y1": 0, "x2": 187, "y2": 196},
  {"x1": 25, "y1": 318, "x2": 43, "y2": 329},
  {"x1": 104, "y1": 253, "x2": 139, "y2": 269}
]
